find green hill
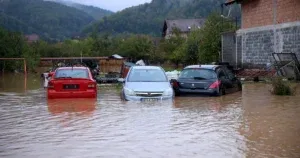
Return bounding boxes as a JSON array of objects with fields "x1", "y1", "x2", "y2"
[
  {"x1": 0, "y1": 0, "x2": 95, "y2": 41},
  {"x1": 47, "y1": 0, "x2": 114, "y2": 20},
  {"x1": 83, "y1": 0, "x2": 241, "y2": 36}
]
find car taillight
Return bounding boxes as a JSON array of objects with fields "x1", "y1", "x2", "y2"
[
  {"x1": 88, "y1": 83, "x2": 96, "y2": 89},
  {"x1": 48, "y1": 82, "x2": 54, "y2": 89},
  {"x1": 209, "y1": 80, "x2": 221, "y2": 89}
]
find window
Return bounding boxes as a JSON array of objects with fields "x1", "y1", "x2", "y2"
[
  {"x1": 179, "y1": 69, "x2": 217, "y2": 80},
  {"x1": 127, "y1": 69, "x2": 168, "y2": 82},
  {"x1": 55, "y1": 69, "x2": 89, "y2": 79},
  {"x1": 218, "y1": 70, "x2": 227, "y2": 79},
  {"x1": 223, "y1": 68, "x2": 235, "y2": 80}
]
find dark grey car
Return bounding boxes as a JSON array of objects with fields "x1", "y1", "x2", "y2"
[{"x1": 171, "y1": 65, "x2": 242, "y2": 96}]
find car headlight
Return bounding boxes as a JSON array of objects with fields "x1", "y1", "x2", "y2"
[
  {"x1": 124, "y1": 87, "x2": 135, "y2": 96},
  {"x1": 163, "y1": 88, "x2": 174, "y2": 96}
]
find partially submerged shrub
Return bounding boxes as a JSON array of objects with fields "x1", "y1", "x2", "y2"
[{"x1": 270, "y1": 77, "x2": 296, "y2": 96}]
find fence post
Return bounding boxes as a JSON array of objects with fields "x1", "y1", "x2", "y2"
[{"x1": 23, "y1": 58, "x2": 27, "y2": 75}]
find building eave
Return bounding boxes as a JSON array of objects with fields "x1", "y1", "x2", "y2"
[{"x1": 225, "y1": 0, "x2": 244, "y2": 6}]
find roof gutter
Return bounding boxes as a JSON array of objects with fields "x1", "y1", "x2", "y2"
[{"x1": 225, "y1": 0, "x2": 243, "y2": 6}]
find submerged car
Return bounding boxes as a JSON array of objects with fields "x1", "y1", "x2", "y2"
[
  {"x1": 47, "y1": 67, "x2": 97, "y2": 99},
  {"x1": 171, "y1": 65, "x2": 242, "y2": 96},
  {"x1": 120, "y1": 66, "x2": 174, "y2": 101}
]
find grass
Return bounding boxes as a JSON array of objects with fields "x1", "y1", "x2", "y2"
[
  {"x1": 269, "y1": 77, "x2": 297, "y2": 96},
  {"x1": 115, "y1": 83, "x2": 123, "y2": 90}
]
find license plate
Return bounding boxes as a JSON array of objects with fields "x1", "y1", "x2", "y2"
[
  {"x1": 141, "y1": 98, "x2": 158, "y2": 102},
  {"x1": 63, "y1": 84, "x2": 79, "y2": 89}
]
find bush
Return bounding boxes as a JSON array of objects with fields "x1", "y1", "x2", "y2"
[{"x1": 270, "y1": 77, "x2": 296, "y2": 96}]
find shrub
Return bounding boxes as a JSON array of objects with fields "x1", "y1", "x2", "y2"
[{"x1": 270, "y1": 77, "x2": 296, "y2": 96}]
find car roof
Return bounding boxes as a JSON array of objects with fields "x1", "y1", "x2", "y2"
[
  {"x1": 56, "y1": 66, "x2": 89, "y2": 70},
  {"x1": 131, "y1": 66, "x2": 163, "y2": 70},
  {"x1": 183, "y1": 65, "x2": 223, "y2": 70}
]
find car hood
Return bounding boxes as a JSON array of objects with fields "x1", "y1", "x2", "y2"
[{"x1": 125, "y1": 82, "x2": 171, "y2": 92}]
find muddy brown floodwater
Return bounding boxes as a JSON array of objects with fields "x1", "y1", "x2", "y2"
[{"x1": 0, "y1": 73, "x2": 300, "y2": 158}]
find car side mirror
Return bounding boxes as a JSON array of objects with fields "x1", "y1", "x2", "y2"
[{"x1": 118, "y1": 78, "x2": 125, "y2": 83}]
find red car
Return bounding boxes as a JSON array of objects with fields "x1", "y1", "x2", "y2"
[{"x1": 47, "y1": 67, "x2": 97, "y2": 99}]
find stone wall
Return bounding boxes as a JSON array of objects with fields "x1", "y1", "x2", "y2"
[
  {"x1": 222, "y1": 21, "x2": 300, "y2": 68},
  {"x1": 238, "y1": 21, "x2": 300, "y2": 68},
  {"x1": 238, "y1": 29, "x2": 274, "y2": 67},
  {"x1": 236, "y1": 35, "x2": 242, "y2": 67}
]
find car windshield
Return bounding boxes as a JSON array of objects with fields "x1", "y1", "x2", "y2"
[
  {"x1": 179, "y1": 68, "x2": 217, "y2": 80},
  {"x1": 54, "y1": 69, "x2": 89, "y2": 79},
  {"x1": 127, "y1": 68, "x2": 168, "y2": 82}
]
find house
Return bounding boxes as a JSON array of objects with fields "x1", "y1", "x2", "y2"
[
  {"x1": 25, "y1": 34, "x2": 39, "y2": 43},
  {"x1": 222, "y1": 0, "x2": 300, "y2": 68},
  {"x1": 162, "y1": 19, "x2": 205, "y2": 39}
]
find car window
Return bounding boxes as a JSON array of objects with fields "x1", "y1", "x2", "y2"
[
  {"x1": 218, "y1": 70, "x2": 227, "y2": 79},
  {"x1": 55, "y1": 69, "x2": 89, "y2": 79},
  {"x1": 223, "y1": 68, "x2": 235, "y2": 80},
  {"x1": 127, "y1": 68, "x2": 168, "y2": 82},
  {"x1": 179, "y1": 69, "x2": 217, "y2": 80}
]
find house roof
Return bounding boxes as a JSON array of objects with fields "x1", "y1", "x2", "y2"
[
  {"x1": 25, "y1": 34, "x2": 39, "y2": 42},
  {"x1": 162, "y1": 18, "x2": 205, "y2": 36}
]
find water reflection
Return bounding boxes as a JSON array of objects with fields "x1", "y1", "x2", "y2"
[
  {"x1": 0, "y1": 73, "x2": 42, "y2": 93},
  {"x1": 173, "y1": 91, "x2": 242, "y2": 112},
  {"x1": 240, "y1": 83, "x2": 300, "y2": 158},
  {"x1": 47, "y1": 99, "x2": 97, "y2": 115}
]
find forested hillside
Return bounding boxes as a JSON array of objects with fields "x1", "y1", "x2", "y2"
[
  {"x1": 46, "y1": 0, "x2": 114, "y2": 20},
  {"x1": 0, "y1": 0, "x2": 95, "y2": 42},
  {"x1": 83, "y1": 0, "x2": 241, "y2": 36}
]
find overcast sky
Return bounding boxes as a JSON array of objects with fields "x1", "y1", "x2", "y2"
[{"x1": 68, "y1": 0, "x2": 152, "y2": 12}]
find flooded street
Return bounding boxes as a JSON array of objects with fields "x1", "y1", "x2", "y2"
[{"x1": 0, "y1": 74, "x2": 300, "y2": 158}]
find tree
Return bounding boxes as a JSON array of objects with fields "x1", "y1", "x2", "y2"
[
  {"x1": 119, "y1": 35, "x2": 153, "y2": 61},
  {"x1": 197, "y1": 12, "x2": 235, "y2": 63},
  {"x1": 182, "y1": 28, "x2": 202, "y2": 65},
  {"x1": 159, "y1": 29, "x2": 186, "y2": 67}
]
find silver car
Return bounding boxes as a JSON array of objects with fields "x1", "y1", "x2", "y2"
[{"x1": 120, "y1": 66, "x2": 174, "y2": 101}]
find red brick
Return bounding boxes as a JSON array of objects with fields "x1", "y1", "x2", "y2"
[{"x1": 240, "y1": 0, "x2": 300, "y2": 29}]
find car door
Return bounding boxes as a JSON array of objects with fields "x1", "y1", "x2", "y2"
[
  {"x1": 223, "y1": 67, "x2": 239, "y2": 93},
  {"x1": 217, "y1": 68, "x2": 232, "y2": 93}
]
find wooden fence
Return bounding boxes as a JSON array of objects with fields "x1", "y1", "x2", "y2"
[
  {"x1": 38, "y1": 57, "x2": 126, "y2": 74},
  {"x1": 99, "y1": 59, "x2": 124, "y2": 73}
]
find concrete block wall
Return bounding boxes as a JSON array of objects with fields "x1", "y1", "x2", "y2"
[{"x1": 236, "y1": 22, "x2": 300, "y2": 68}]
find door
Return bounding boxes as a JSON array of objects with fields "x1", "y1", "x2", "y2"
[
  {"x1": 217, "y1": 68, "x2": 232, "y2": 93},
  {"x1": 223, "y1": 67, "x2": 240, "y2": 93}
]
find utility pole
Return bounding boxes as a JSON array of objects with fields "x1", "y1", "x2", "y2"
[{"x1": 221, "y1": 3, "x2": 224, "y2": 32}]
